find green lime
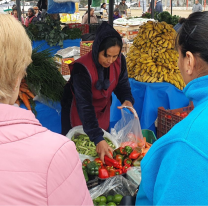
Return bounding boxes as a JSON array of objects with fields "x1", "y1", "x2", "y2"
[
  {"x1": 107, "y1": 202, "x2": 116, "y2": 206},
  {"x1": 98, "y1": 202, "x2": 106, "y2": 206},
  {"x1": 106, "y1": 195, "x2": 114, "y2": 203},
  {"x1": 113, "y1": 194, "x2": 123, "y2": 204},
  {"x1": 94, "y1": 197, "x2": 101, "y2": 203},
  {"x1": 100, "y1": 196, "x2": 107, "y2": 203}
]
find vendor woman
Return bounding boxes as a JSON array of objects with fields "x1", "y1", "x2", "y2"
[{"x1": 61, "y1": 22, "x2": 134, "y2": 162}]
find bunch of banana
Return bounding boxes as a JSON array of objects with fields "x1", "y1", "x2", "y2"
[{"x1": 126, "y1": 21, "x2": 185, "y2": 90}]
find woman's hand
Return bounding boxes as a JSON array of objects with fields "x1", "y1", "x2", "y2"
[
  {"x1": 117, "y1": 100, "x2": 137, "y2": 118},
  {"x1": 96, "y1": 140, "x2": 113, "y2": 164}
]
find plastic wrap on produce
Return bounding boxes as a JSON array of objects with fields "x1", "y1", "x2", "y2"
[
  {"x1": 111, "y1": 109, "x2": 144, "y2": 147},
  {"x1": 126, "y1": 167, "x2": 141, "y2": 186},
  {"x1": 66, "y1": 126, "x2": 119, "y2": 160},
  {"x1": 89, "y1": 175, "x2": 137, "y2": 200},
  {"x1": 55, "y1": 46, "x2": 80, "y2": 58}
]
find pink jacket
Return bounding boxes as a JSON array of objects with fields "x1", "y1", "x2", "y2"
[{"x1": 0, "y1": 104, "x2": 93, "y2": 205}]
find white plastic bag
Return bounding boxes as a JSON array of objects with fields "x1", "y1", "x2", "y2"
[
  {"x1": 111, "y1": 109, "x2": 144, "y2": 148},
  {"x1": 89, "y1": 175, "x2": 138, "y2": 200},
  {"x1": 55, "y1": 46, "x2": 80, "y2": 58},
  {"x1": 66, "y1": 126, "x2": 119, "y2": 161}
]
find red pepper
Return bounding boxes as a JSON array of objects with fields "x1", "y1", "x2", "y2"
[
  {"x1": 106, "y1": 165, "x2": 112, "y2": 172},
  {"x1": 104, "y1": 156, "x2": 122, "y2": 169},
  {"x1": 116, "y1": 169, "x2": 123, "y2": 175},
  {"x1": 94, "y1": 158, "x2": 103, "y2": 167},
  {"x1": 122, "y1": 165, "x2": 131, "y2": 173},
  {"x1": 128, "y1": 147, "x2": 142, "y2": 159},
  {"x1": 115, "y1": 154, "x2": 124, "y2": 167},
  {"x1": 119, "y1": 147, "x2": 126, "y2": 155},
  {"x1": 98, "y1": 168, "x2": 109, "y2": 179},
  {"x1": 124, "y1": 158, "x2": 132, "y2": 166},
  {"x1": 109, "y1": 168, "x2": 116, "y2": 177}
]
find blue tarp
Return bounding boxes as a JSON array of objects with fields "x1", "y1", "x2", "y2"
[
  {"x1": 20, "y1": 79, "x2": 189, "y2": 136},
  {"x1": 110, "y1": 78, "x2": 189, "y2": 134},
  {"x1": 32, "y1": 39, "x2": 81, "y2": 55},
  {"x1": 47, "y1": 0, "x2": 75, "y2": 14}
]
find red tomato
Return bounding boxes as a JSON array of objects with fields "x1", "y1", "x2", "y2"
[
  {"x1": 180, "y1": 112, "x2": 188, "y2": 118},
  {"x1": 174, "y1": 112, "x2": 180, "y2": 116},
  {"x1": 165, "y1": 114, "x2": 172, "y2": 119}
]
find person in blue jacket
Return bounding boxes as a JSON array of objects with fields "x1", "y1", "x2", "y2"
[{"x1": 136, "y1": 11, "x2": 208, "y2": 205}]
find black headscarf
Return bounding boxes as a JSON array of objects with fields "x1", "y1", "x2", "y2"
[{"x1": 92, "y1": 22, "x2": 122, "y2": 90}]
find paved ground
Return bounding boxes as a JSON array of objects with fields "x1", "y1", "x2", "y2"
[{"x1": 79, "y1": 9, "x2": 192, "y2": 22}]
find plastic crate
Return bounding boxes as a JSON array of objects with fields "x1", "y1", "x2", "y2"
[
  {"x1": 61, "y1": 58, "x2": 74, "y2": 75},
  {"x1": 142, "y1": 129, "x2": 157, "y2": 144},
  {"x1": 157, "y1": 103, "x2": 194, "y2": 138},
  {"x1": 68, "y1": 23, "x2": 89, "y2": 35},
  {"x1": 80, "y1": 41, "x2": 93, "y2": 57}
]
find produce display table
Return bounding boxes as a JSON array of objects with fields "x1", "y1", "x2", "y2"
[
  {"x1": 110, "y1": 78, "x2": 189, "y2": 135},
  {"x1": 20, "y1": 79, "x2": 189, "y2": 137}
]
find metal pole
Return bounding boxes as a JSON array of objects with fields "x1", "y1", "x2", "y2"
[
  {"x1": 171, "y1": 0, "x2": 172, "y2": 14},
  {"x1": 16, "y1": 0, "x2": 21, "y2": 22},
  {"x1": 151, "y1": 0, "x2": 154, "y2": 18},
  {"x1": 109, "y1": 0, "x2": 113, "y2": 26},
  {"x1": 88, "y1": 0, "x2": 91, "y2": 24}
]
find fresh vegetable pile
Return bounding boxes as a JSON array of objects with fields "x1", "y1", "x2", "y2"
[
  {"x1": 82, "y1": 137, "x2": 152, "y2": 181},
  {"x1": 126, "y1": 21, "x2": 185, "y2": 90},
  {"x1": 71, "y1": 134, "x2": 116, "y2": 157},
  {"x1": 93, "y1": 194, "x2": 123, "y2": 206},
  {"x1": 16, "y1": 79, "x2": 35, "y2": 111}
]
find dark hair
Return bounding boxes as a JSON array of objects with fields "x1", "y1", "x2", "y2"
[
  {"x1": 98, "y1": 37, "x2": 123, "y2": 57},
  {"x1": 12, "y1": 7, "x2": 17, "y2": 12},
  {"x1": 101, "y1": 3, "x2": 106, "y2": 8},
  {"x1": 179, "y1": 17, "x2": 186, "y2": 24},
  {"x1": 85, "y1": 8, "x2": 94, "y2": 15},
  {"x1": 28, "y1": 8, "x2": 35, "y2": 15},
  {"x1": 176, "y1": 11, "x2": 208, "y2": 65}
]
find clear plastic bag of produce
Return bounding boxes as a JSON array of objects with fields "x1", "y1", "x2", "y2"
[
  {"x1": 111, "y1": 108, "x2": 144, "y2": 148},
  {"x1": 89, "y1": 175, "x2": 138, "y2": 200},
  {"x1": 66, "y1": 126, "x2": 119, "y2": 161}
]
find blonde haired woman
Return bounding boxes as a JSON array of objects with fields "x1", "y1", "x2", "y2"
[{"x1": 0, "y1": 14, "x2": 93, "y2": 205}]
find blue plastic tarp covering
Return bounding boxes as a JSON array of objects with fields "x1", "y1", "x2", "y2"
[
  {"x1": 20, "y1": 79, "x2": 189, "y2": 136},
  {"x1": 32, "y1": 39, "x2": 81, "y2": 55},
  {"x1": 20, "y1": 101, "x2": 62, "y2": 134},
  {"x1": 110, "y1": 78, "x2": 189, "y2": 134},
  {"x1": 47, "y1": 0, "x2": 75, "y2": 14}
]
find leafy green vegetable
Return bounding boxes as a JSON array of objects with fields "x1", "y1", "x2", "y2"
[
  {"x1": 141, "y1": 12, "x2": 151, "y2": 19},
  {"x1": 25, "y1": 16, "x2": 67, "y2": 47},
  {"x1": 71, "y1": 134, "x2": 116, "y2": 157},
  {"x1": 155, "y1": 11, "x2": 180, "y2": 26},
  {"x1": 26, "y1": 46, "x2": 66, "y2": 102}
]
